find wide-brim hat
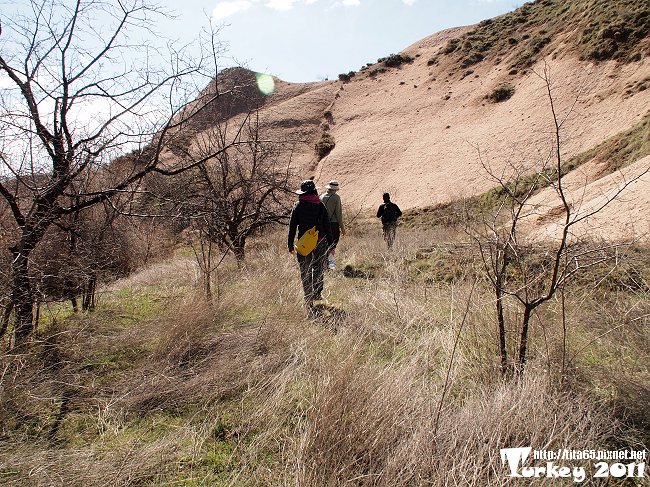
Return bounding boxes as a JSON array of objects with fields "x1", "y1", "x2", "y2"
[
  {"x1": 296, "y1": 179, "x2": 318, "y2": 194},
  {"x1": 325, "y1": 180, "x2": 340, "y2": 190}
]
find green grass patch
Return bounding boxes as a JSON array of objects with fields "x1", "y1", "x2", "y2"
[
  {"x1": 81, "y1": 345, "x2": 148, "y2": 372},
  {"x1": 366, "y1": 341, "x2": 408, "y2": 365},
  {"x1": 572, "y1": 112, "x2": 650, "y2": 175},
  {"x1": 56, "y1": 412, "x2": 104, "y2": 447},
  {"x1": 341, "y1": 260, "x2": 383, "y2": 279},
  {"x1": 404, "y1": 245, "x2": 479, "y2": 284},
  {"x1": 37, "y1": 301, "x2": 78, "y2": 328},
  {"x1": 179, "y1": 440, "x2": 235, "y2": 476},
  {"x1": 110, "y1": 286, "x2": 165, "y2": 322},
  {"x1": 174, "y1": 246, "x2": 197, "y2": 258}
]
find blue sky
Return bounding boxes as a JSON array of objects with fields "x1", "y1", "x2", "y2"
[{"x1": 162, "y1": 0, "x2": 527, "y2": 82}]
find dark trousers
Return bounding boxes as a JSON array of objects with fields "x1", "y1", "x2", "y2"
[
  {"x1": 382, "y1": 221, "x2": 397, "y2": 249},
  {"x1": 329, "y1": 223, "x2": 341, "y2": 252},
  {"x1": 297, "y1": 239, "x2": 328, "y2": 303}
]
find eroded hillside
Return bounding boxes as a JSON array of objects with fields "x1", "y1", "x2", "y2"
[{"x1": 180, "y1": 0, "x2": 650, "y2": 239}]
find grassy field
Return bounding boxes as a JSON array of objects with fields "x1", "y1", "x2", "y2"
[{"x1": 0, "y1": 222, "x2": 648, "y2": 486}]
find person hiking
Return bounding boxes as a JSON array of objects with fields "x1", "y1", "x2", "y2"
[
  {"x1": 288, "y1": 180, "x2": 333, "y2": 312},
  {"x1": 376, "y1": 192, "x2": 402, "y2": 249},
  {"x1": 320, "y1": 180, "x2": 346, "y2": 270}
]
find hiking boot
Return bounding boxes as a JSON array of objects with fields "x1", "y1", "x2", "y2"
[
  {"x1": 328, "y1": 256, "x2": 336, "y2": 270},
  {"x1": 308, "y1": 303, "x2": 323, "y2": 318}
]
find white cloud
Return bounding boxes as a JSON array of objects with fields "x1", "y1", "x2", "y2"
[
  {"x1": 401, "y1": 0, "x2": 416, "y2": 5},
  {"x1": 212, "y1": 1, "x2": 253, "y2": 20},
  {"x1": 211, "y1": 0, "x2": 327, "y2": 17},
  {"x1": 341, "y1": 0, "x2": 361, "y2": 5},
  {"x1": 265, "y1": 0, "x2": 325, "y2": 11},
  {"x1": 266, "y1": 0, "x2": 296, "y2": 10}
]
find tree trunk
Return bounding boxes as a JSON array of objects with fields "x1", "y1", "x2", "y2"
[
  {"x1": 34, "y1": 300, "x2": 41, "y2": 332},
  {"x1": 517, "y1": 305, "x2": 533, "y2": 375},
  {"x1": 0, "y1": 301, "x2": 14, "y2": 339},
  {"x1": 82, "y1": 273, "x2": 97, "y2": 311},
  {"x1": 495, "y1": 283, "x2": 508, "y2": 375},
  {"x1": 204, "y1": 263, "x2": 213, "y2": 301},
  {"x1": 202, "y1": 240, "x2": 213, "y2": 300},
  {"x1": 233, "y1": 236, "x2": 246, "y2": 265},
  {"x1": 495, "y1": 243, "x2": 510, "y2": 375},
  {"x1": 90, "y1": 279, "x2": 96, "y2": 310},
  {"x1": 82, "y1": 283, "x2": 90, "y2": 311},
  {"x1": 205, "y1": 273, "x2": 212, "y2": 300},
  {"x1": 11, "y1": 250, "x2": 35, "y2": 345}
]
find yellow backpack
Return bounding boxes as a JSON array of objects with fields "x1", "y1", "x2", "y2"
[{"x1": 295, "y1": 226, "x2": 319, "y2": 256}]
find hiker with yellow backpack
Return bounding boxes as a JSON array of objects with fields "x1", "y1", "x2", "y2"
[{"x1": 288, "y1": 180, "x2": 333, "y2": 313}]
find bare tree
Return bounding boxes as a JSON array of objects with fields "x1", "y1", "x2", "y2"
[
  {"x1": 0, "y1": 0, "x2": 243, "y2": 345},
  {"x1": 176, "y1": 111, "x2": 294, "y2": 273},
  {"x1": 47, "y1": 200, "x2": 135, "y2": 313},
  {"x1": 470, "y1": 64, "x2": 649, "y2": 376}
]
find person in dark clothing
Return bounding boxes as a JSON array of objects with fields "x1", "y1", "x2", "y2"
[
  {"x1": 376, "y1": 192, "x2": 402, "y2": 249},
  {"x1": 288, "y1": 180, "x2": 333, "y2": 310}
]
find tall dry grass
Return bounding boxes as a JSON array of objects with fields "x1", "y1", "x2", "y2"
[{"x1": 0, "y1": 224, "x2": 647, "y2": 485}]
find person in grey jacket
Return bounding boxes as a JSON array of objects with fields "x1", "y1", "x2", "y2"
[{"x1": 320, "y1": 180, "x2": 346, "y2": 269}]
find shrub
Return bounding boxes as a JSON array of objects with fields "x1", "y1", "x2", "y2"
[
  {"x1": 378, "y1": 53, "x2": 413, "y2": 68},
  {"x1": 488, "y1": 84, "x2": 515, "y2": 103},
  {"x1": 338, "y1": 71, "x2": 355, "y2": 82},
  {"x1": 530, "y1": 34, "x2": 551, "y2": 54},
  {"x1": 511, "y1": 49, "x2": 535, "y2": 69},
  {"x1": 442, "y1": 38, "x2": 460, "y2": 55},
  {"x1": 460, "y1": 52, "x2": 485, "y2": 68},
  {"x1": 315, "y1": 131, "x2": 335, "y2": 160}
]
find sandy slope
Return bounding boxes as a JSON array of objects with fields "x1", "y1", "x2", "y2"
[
  {"x1": 202, "y1": 26, "x2": 650, "y2": 241},
  {"x1": 526, "y1": 155, "x2": 650, "y2": 241},
  {"x1": 308, "y1": 33, "x2": 649, "y2": 213}
]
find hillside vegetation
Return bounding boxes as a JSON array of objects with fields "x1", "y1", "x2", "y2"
[
  {"x1": 442, "y1": 0, "x2": 650, "y2": 74},
  {"x1": 1, "y1": 224, "x2": 648, "y2": 485}
]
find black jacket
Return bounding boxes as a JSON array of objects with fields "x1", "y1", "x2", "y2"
[
  {"x1": 376, "y1": 202, "x2": 402, "y2": 224},
  {"x1": 288, "y1": 200, "x2": 333, "y2": 251}
]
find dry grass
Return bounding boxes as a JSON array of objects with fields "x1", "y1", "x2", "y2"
[
  {"x1": 298, "y1": 369, "x2": 620, "y2": 486},
  {"x1": 0, "y1": 226, "x2": 647, "y2": 485}
]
